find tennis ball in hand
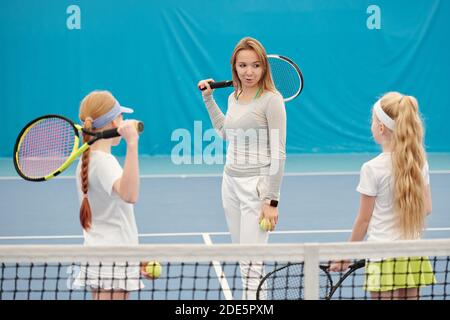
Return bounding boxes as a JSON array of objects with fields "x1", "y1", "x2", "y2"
[
  {"x1": 145, "y1": 261, "x2": 162, "y2": 279},
  {"x1": 259, "y1": 218, "x2": 272, "y2": 232}
]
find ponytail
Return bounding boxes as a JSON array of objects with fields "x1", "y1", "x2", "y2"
[{"x1": 384, "y1": 93, "x2": 426, "y2": 239}]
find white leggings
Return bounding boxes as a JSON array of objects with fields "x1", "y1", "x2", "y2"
[{"x1": 222, "y1": 172, "x2": 269, "y2": 300}]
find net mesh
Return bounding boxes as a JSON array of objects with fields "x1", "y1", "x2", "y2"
[
  {"x1": 16, "y1": 117, "x2": 76, "y2": 179},
  {"x1": 268, "y1": 56, "x2": 302, "y2": 101},
  {"x1": 1, "y1": 239, "x2": 449, "y2": 300}
]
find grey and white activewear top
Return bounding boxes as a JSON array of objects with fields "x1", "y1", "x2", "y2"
[{"x1": 203, "y1": 91, "x2": 286, "y2": 201}]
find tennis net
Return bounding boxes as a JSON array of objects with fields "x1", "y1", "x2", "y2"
[{"x1": 0, "y1": 239, "x2": 449, "y2": 300}]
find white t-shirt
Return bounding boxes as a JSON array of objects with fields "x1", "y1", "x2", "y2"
[
  {"x1": 74, "y1": 151, "x2": 143, "y2": 291},
  {"x1": 357, "y1": 152, "x2": 430, "y2": 241},
  {"x1": 75, "y1": 151, "x2": 139, "y2": 246}
]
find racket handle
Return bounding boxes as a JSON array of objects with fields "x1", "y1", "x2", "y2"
[
  {"x1": 100, "y1": 121, "x2": 144, "y2": 139},
  {"x1": 199, "y1": 80, "x2": 233, "y2": 91}
]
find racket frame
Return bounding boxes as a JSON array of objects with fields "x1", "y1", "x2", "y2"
[
  {"x1": 256, "y1": 262, "x2": 305, "y2": 300},
  {"x1": 202, "y1": 54, "x2": 304, "y2": 102},
  {"x1": 322, "y1": 259, "x2": 366, "y2": 299},
  {"x1": 13, "y1": 114, "x2": 138, "y2": 182},
  {"x1": 267, "y1": 54, "x2": 304, "y2": 101},
  {"x1": 14, "y1": 115, "x2": 81, "y2": 182},
  {"x1": 255, "y1": 259, "x2": 365, "y2": 300}
]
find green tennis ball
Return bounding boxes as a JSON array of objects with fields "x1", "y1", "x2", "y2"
[
  {"x1": 259, "y1": 218, "x2": 272, "y2": 232},
  {"x1": 145, "y1": 261, "x2": 162, "y2": 279}
]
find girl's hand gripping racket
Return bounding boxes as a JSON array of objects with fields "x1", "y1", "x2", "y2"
[{"x1": 321, "y1": 259, "x2": 366, "y2": 299}]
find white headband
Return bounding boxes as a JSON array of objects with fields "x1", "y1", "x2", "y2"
[{"x1": 373, "y1": 99, "x2": 395, "y2": 130}]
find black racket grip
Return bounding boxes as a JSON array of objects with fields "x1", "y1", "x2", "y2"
[
  {"x1": 199, "y1": 80, "x2": 233, "y2": 90},
  {"x1": 100, "y1": 121, "x2": 144, "y2": 139}
]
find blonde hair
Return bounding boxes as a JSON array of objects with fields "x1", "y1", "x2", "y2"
[
  {"x1": 78, "y1": 90, "x2": 116, "y2": 230},
  {"x1": 230, "y1": 37, "x2": 276, "y2": 98},
  {"x1": 378, "y1": 92, "x2": 426, "y2": 239}
]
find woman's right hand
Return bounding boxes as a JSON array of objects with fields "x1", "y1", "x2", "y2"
[{"x1": 197, "y1": 78, "x2": 214, "y2": 97}]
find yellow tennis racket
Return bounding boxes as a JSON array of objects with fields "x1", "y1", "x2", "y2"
[{"x1": 13, "y1": 114, "x2": 144, "y2": 182}]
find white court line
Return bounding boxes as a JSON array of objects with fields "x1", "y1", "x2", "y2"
[
  {"x1": 1, "y1": 170, "x2": 449, "y2": 180},
  {"x1": 202, "y1": 233, "x2": 233, "y2": 300},
  {"x1": 1, "y1": 227, "x2": 450, "y2": 241}
]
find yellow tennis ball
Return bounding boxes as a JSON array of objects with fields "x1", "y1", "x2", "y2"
[
  {"x1": 259, "y1": 218, "x2": 272, "y2": 232},
  {"x1": 145, "y1": 261, "x2": 162, "y2": 279}
]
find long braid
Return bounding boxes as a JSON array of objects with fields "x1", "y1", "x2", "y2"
[
  {"x1": 78, "y1": 90, "x2": 116, "y2": 231},
  {"x1": 79, "y1": 117, "x2": 93, "y2": 230}
]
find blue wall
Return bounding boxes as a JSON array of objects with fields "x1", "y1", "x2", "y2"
[{"x1": 1, "y1": 0, "x2": 449, "y2": 156}]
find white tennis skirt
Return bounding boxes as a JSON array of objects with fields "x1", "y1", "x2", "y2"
[{"x1": 72, "y1": 262, "x2": 145, "y2": 291}]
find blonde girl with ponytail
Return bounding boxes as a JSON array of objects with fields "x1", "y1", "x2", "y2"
[
  {"x1": 330, "y1": 92, "x2": 435, "y2": 299},
  {"x1": 72, "y1": 90, "x2": 143, "y2": 300}
]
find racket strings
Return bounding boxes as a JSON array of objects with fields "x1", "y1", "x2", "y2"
[
  {"x1": 259, "y1": 263, "x2": 343, "y2": 300},
  {"x1": 17, "y1": 118, "x2": 76, "y2": 179},
  {"x1": 259, "y1": 263, "x2": 305, "y2": 300},
  {"x1": 269, "y1": 57, "x2": 301, "y2": 100},
  {"x1": 320, "y1": 269, "x2": 334, "y2": 298}
]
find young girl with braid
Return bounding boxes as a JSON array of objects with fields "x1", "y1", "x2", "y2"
[
  {"x1": 72, "y1": 90, "x2": 143, "y2": 300},
  {"x1": 330, "y1": 92, "x2": 436, "y2": 299}
]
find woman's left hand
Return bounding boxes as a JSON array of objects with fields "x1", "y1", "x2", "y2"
[{"x1": 260, "y1": 204, "x2": 278, "y2": 231}]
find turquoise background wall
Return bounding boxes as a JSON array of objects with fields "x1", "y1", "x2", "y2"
[{"x1": 1, "y1": 0, "x2": 449, "y2": 156}]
